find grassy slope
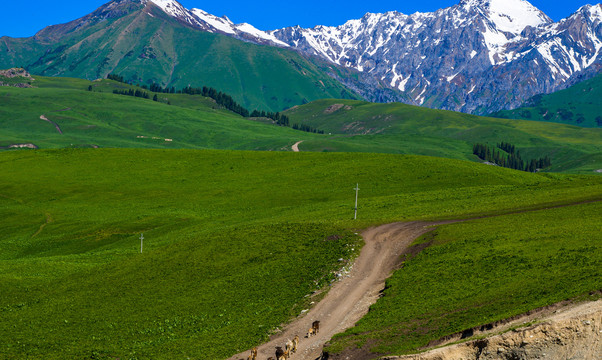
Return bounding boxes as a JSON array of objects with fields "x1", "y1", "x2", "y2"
[
  {"x1": 0, "y1": 5, "x2": 359, "y2": 112},
  {"x1": 326, "y1": 201, "x2": 602, "y2": 356},
  {"x1": 0, "y1": 76, "x2": 321, "y2": 150},
  {"x1": 2, "y1": 76, "x2": 601, "y2": 173},
  {"x1": 284, "y1": 99, "x2": 602, "y2": 174},
  {"x1": 490, "y1": 73, "x2": 602, "y2": 128},
  {"x1": 1, "y1": 149, "x2": 602, "y2": 359}
]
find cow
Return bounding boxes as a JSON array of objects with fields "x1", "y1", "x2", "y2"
[
  {"x1": 312, "y1": 320, "x2": 320, "y2": 335},
  {"x1": 275, "y1": 346, "x2": 286, "y2": 360},
  {"x1": 307, "y1": 327, "x2": 315, "y2": 338},
  {"x1": 285, "y1": 339, "x2": 294, "y2": 355},
  {"x1": 293, "y1": 335, "x2": 299, "y2": 353}
]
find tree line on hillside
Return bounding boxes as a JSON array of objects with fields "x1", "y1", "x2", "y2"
[
  {"x1": 106, "y1": 74, "x2": 324, "y2": 134},
  {"x1": 473, "y1": 141, "x2": 551, "y2": 172}
]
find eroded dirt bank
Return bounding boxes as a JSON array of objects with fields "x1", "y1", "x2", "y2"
[{"x1": 385, "y1": 299, "x2": 601, "y2": 360}]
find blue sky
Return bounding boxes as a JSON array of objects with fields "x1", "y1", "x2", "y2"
[{"x1": 0, "y1": 0, "x2": 596, "y2": 38}]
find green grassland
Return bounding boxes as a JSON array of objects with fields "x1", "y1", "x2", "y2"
[
  {"x1": 490, "y1": 73, "x2": 602, "y2": 128},
  {"x1": 326, "y1": 201, "x2": 602, "y2": 356},
  {"x1": 0, "y1": 76, "x2": 321, "y2": 150},
  {"x1": 284, "y1": 99, "x2": 602, "y2": 174},
  {"x1": 2, "y1": 77, "x2": 601, "y2": 174},
  {"x1": 1, "y1": 149, "x2": 602, "y2": 359}
]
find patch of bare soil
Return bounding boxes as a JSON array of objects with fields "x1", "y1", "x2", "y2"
[
  {"x1": 292, "y1": 141, "x2": 304, "y2": 152},
  {"x1": 227, "y1": 222, "x2": 455, "y2": 360},
  {"x1": 324, "y1": 104, "x2": 345, "y2": 114},
  {"x1": 387, "y1": 298, "x2": 602, "y2": 360},
  {"x1": 0, "y1": 143, "x2": 38, "y2": 149}
]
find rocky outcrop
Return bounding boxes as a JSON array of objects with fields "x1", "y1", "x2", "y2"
[
  {"x1": 0, "y1": 68, "x2": 33, "y2": 79},
  {"x1": 0, "y1": 68, "x2": 34, "y2": 87},
  {"x1": 385, "y1": 300, "x2": 602, "y2": 360}
]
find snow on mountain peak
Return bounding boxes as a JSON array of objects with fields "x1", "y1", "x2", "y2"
[
  {"x1": 462, "y1": 0, "x2": 551, "y2": 34},
  {"x1": 582, "y1": 4, "x2": 602, "y2": 21},
  {"x1": 234, "y1": 23, "x2": 290, "y2": 47},
  {"x1": 191, "y1": 8, "x2": 236, "y2": 34},
  {"x1": 148, "y1": 0, "x2": 187, "y2": 18}
]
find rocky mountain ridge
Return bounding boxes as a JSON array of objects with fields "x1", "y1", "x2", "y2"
[
  {"x1": 3, "y1": 0, "x2": 602, "y2": 114},
  {"x1": 270, "y1": 0, "x2": 602, "y2": 114}
]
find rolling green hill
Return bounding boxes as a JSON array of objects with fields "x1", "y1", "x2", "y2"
[
  {"x1": 1, "y1": 149, "x2": 601, "y2": 359},
  {"x1": 2, "y1": 76, "x2": 601, "y2": 174},
  {"x1": 283, "y1": 99, "x2": 602, "y2": 174},
  {"x1": 0, "y1": 75, "x2": 324, "y2": 150},
  {"x1": 490, "y1": 73, "x2": 602, "y2": 128},
  {"x1": 0, "y1": 1, "x2": 359, "y2": 112}
]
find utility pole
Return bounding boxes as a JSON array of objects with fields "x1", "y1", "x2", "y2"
[
  {"x1": 354, "y1": 184, "x2": 360, "y2": 220},
  {"x1": 140, "y1": 233, "x2": 144, "y2": 253}
]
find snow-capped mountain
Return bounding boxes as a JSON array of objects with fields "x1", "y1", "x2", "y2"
[
  {"x1": 139, "y1": 0, "x2": 288, "y2": 47},
  {"x1": 270, "y1": 0, "x2": 602, "y2": 114},
  {"x1": 13, "y1": 0, "x2": 602, "y2": 114}
]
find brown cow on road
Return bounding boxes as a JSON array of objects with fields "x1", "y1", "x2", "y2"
[
  {"x1": 308, "y1": 320, "x2": 321, "y2": 337},
  {"x1": 275, "y1": 346, "x2": 286, "y2": 360},
  {"x1": 293, "y1": 335, "x2": 299, "y2": 353},
  {"x1": 312, "y1": 320, "x2": 320, "y2": 334}
]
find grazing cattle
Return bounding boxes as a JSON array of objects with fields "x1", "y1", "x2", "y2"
[
  {"x1": 307, "y1": 327, "x2": 315, "y2": 337},
  {"x1": 312, "y1": 320, "x2": 320, "y2": 335},
  {"x1": 275, "y1": 346, "x2": 285, "y2": 360},
  {"x1": 285, "y1": 339, "x2": 293, "y2": 355},
  {"x1": 293, "y1": 335, "x2": 299, "y2": 353}
]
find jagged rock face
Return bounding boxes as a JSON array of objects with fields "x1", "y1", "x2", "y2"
[{"x1": 270, "y1": 0, "x2": 602, "y2": 114}]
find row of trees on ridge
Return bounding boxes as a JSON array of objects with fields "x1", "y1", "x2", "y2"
[
  {"x1": 473, "y1": 142, "x2": 551, "y2": 172},
  {"x1": 107, "y1": 74, "x2": 323, "y2": 134}
]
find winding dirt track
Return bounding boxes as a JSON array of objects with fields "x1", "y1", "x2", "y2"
[
  {"x1": 40, "y1": 115, "x2": 63, "y2": 134},
  {"x1": 292, "y1": 141, "x2": 303, "y2": 152},
  {"x1": 228, "y1": 221, "x2": 456, "y2": 360}
]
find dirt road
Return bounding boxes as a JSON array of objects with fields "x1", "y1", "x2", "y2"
[
  {"x1": 40, "y1": 115, "x2": 63, "y2": 134},
  {"x1": 292, "y1": 141, "x2": 303, "y2": 152},
  {"x1": 228, "y1": 221, "x2": 454, "y2": 360}
]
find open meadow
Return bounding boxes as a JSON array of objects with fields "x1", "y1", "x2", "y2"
[
  {"x1": 2, "y1": 76, "x2": 601, "y2": 174},
  {"x1": 1, "y1": 149, "x2": 601, "y2": 359}
]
